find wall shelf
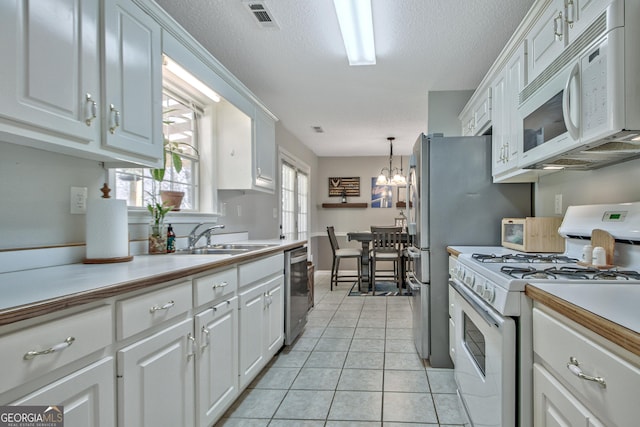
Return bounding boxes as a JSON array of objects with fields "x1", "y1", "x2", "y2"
[{"x1": 322, "y1": 203, "x2": 368, "y2": 208}]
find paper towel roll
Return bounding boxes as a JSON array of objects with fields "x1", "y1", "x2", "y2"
[{"x1": 85, "y1": 198, "x2": 130, "y2": 260}]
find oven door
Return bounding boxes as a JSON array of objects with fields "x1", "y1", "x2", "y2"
[{"x1": 450, "y1": 280, "x2": 516, "y2": 427}]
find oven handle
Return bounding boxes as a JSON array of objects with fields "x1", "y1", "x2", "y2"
[{"x1": 450, "y1": 279, "x2": 502, "y2": 329}]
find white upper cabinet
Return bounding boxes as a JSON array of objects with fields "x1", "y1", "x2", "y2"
[
  {"x1": 459, "y1": 88, "x2": 491, "y2": 137},
  {"x1": 566, "y1": 0, "x2": 614, "y2": 44},
  {"x1": 102, "y1": 0, "x2": 162, "y2": 165},
  {"x1": 0, "y1": 0, "x2": 101, "y2": 147},
  {"x1": 254, "y1": 108, "x2": 276, "y2": 192},
  {"x1": 0, "y1": 0, "x2": 162, "y2": 167},
  {"x1": 527, "y1": 0, "x2": 566, "y2": 82},
  {"x1": 217, "y1": 103, "x2": 277, "y2": 194}
]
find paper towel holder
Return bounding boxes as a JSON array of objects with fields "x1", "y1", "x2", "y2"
[{"x1": 83, "y1": 183, "x2": 134, "y2": 264}]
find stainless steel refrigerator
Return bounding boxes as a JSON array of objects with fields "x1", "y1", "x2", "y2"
[{"x1": 406, "y1": 133, "x2": 531, "y2": 368}]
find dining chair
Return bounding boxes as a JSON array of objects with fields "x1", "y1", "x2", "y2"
[
  {"x1": 327, "y1": 226, "x2": 362, "y2": 292},
  {"x1": 370, "y1": 226, "x2": 403, "y2": 295}
]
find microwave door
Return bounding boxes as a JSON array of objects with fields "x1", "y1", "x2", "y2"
[{"x1": 562, "y1": 62, "x2": 580, "y2": 141}]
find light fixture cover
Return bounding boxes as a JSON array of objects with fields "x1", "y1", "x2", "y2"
[
  {"x1": 163, "y1": 56, "x2": 221, "y2": 102},
  {"x1": 333, "y1": 0, "x2": 376, "y2": 66}
]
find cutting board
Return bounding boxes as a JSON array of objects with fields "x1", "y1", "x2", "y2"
[{"x1": 591, "y1": 228, "x2": 615, "y2": 266}]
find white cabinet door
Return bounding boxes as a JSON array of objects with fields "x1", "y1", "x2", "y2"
[
  {"x1": 117, "y1": 318, "x2": 195, "y2": 427},
  {"x1": 264, "y1": 275, "x2": 284, "y2": 359},
  {"x1": 534, "y1": 363, "x2": 605, "y2": 427},
  {"x1": 195, "y1": 297, "x2": 239, "y2": 427},
  {"x1": 254, "y1": 109, "x2": 276, "y2": 192},
  {"x1": 0, "y1": 0, "x2": 100, "y2": 143},
  {"x1": 12, "y1": 357, "x2": 115, "y2": 427},
  {"x1": 102, "y1": 0, "x2": 162, "y2": 165},
  {"x1": 238, "y1": 282, "x2": 266, "y2": 388},
  {"x1": 491, "y1": 69, "x2": 508, "y2": 176},
  {"x1": 527, "y1": 0, "x2": 566, "y2": 82},
  {"x1": 505, "y1": 45, "x2": 526, "y2": 167},
  {"x1": 566, "y1": 0, "x2": 612, "y2": 42}
]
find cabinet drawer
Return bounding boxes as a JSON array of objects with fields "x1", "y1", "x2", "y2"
[
  {"x1": 0, "y1": 305, "x2": 113, "y2": 395},
  {"x1": 117, "y1": 281, "x2": 192, "y2": 340},
  {"x1": 239, "y1": 253, "x2": 283, "y2": 286},
  {"x1": 193, "y1": 267, "x2": 237, "y2": 307},
  {"x1": 533, "y1": 307, "x2": 640, "y2": 426}
]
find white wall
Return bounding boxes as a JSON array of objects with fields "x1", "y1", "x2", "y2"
[
  {"x1": 314, "y1": 156, "x2": 409, "y2": 269},
  {"x1": 0, "y1": 142, "x2": 105, "y2": 249},
  {"x1": 428, "y1": 90, "x2": 473, "y2": 136},
  {"x1": 535, "y1": 158, "x2": 640, "y2": 216}
]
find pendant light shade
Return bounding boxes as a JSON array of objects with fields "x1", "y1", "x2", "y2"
[{"x1": 376, "y1": 137, "x2": 406, "y2": 186}]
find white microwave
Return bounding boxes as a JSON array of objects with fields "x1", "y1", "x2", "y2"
[{"x1": 518, "y1": 0, "x2": 640, "y2": 170}]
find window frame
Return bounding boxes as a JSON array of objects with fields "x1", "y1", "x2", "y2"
[{"x1": 279, "y1": 148, "x2": 310, "y2": 241}]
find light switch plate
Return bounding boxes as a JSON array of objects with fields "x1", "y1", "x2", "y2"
[{"x1": 70, "y1": 187, "x2": 87, "y2": 214}]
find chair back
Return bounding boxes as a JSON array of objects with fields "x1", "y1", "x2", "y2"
[
  {"x1": 370, "y1": 226, "x2": 402, "y2": 256},
  {"x1": 327, "y1": 226, "x2": 339, "y2": 255}
]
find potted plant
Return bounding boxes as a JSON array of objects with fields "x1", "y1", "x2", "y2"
[
  {"x1": 150, "y1": 111, "x2": 198, "y2": 211},
  {"x1": 147, "y1": 195, "x2": 173, "y2": 254}
]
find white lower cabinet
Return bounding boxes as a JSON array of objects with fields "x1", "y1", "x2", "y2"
[
  {"x1": 117, "y1": 317, "x2": 195, "y2": 427},
  {"x1": 195, "y1": 296, "x2": 239, "y2": 427},
  {"x1": 264, "y1": 275, "x2": 284, "y2": 360},
  {"x1": 12, "y1": 357, "x2": 115, "y2": 427},
  {"x1": 238, "y1": 274, "x2": 285, "y2": 388},
  {"x1": 238, "y1": 281, "x2": 267, "y2": 388},
  {"x1": 534, "y1": 362, "x2": 605, "y2": 427},
  {"x1": 533, "y1": 305, "x2": 640, "y2": 427}
]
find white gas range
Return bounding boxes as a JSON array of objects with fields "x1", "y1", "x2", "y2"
[{"x1": 449, "y1": 202, "x2": 640, "y2": 427}]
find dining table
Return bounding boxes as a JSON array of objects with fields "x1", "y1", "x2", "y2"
[{"x1": 346, "y1": 230, "x2": 411, "y2": 293}]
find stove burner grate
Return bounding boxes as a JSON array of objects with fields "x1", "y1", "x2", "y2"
[
  {"x1": 472, "y1": 253, "x2": 579, "y2": 264},
  {"x1": 499, "y1": 264, "x2": 640, "y2": 281}
]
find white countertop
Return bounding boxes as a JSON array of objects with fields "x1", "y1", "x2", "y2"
[
  {"x1": 529, "y1": 282, "x2": 640, "y2": 334},
  {"x1": 0, "y1": 239, "x2": 303, "y2": 314}
]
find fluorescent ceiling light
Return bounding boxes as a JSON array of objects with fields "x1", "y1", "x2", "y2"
[
  {"x1": 333, "y1": 0, "x2": 376, "y2": 66},
  {"x1": 163, "y1": 56, "x2": 221, "y2": 102}
]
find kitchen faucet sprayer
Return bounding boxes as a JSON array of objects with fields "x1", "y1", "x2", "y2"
[{"x1": 188, "y1": 223, "x2": 225, "y2": 249}]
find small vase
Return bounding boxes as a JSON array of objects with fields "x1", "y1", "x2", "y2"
[{"x1": 149, "y1": 223, "x2": 168, "y2": 254}]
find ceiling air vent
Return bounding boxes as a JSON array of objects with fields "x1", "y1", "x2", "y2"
[{"x1": 243, "y1": 1, "x2": 279, "y2": 29}]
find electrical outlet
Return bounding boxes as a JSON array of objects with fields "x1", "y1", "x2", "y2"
[
  {"x1": 70, "y1": 187, "x2": 87, "y2": 214},
  {"x1": 554, "y1": 194, "x2": 563, "y2": 215},
  {"x1": 237, "y1": 205, "x2": 242, "y2": 217},
  {"x1": 273, "y1": 208, "x2": 277, "y2": 219}
]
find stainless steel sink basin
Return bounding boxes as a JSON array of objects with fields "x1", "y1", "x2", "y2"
[{"x1": 173, "y1": 243, "x2": 279, "y2": 255}]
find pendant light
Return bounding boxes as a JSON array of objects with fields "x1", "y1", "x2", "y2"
[{"x1": 376, "y1": 137, "x2": 406, "y2": 186}]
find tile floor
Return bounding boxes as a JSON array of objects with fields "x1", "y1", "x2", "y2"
[{"x1": 215, "y1": 272, "x2": 468, "y2": 426}]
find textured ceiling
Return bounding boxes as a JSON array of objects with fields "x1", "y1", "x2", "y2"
[{"x1": 153, "y1": 0, "x2": 535, "y2": 156}]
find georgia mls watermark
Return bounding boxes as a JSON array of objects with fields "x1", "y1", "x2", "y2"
[{"x1": 0, "y1": 406, "x2": 63, "y2": 427}]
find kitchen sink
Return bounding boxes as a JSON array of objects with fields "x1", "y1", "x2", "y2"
[{"x1": 173, "y1": 243, "x2": 279, "y2": 256}]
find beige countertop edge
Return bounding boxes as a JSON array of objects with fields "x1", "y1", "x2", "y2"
[
  {"x1": 0, "y1": 241, "x2": 305, "y2": 327},
  {"x1": 525, "y1": 284, "x2": 640, "y2": 357}
]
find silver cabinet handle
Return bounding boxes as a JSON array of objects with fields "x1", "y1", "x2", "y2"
[
  {"x1": 84, "y1": 93, "x2": 97, "y2": 126},
  {"x1": 565, "y1": 0, "x2": 575, "y2": 28},
  {"x1": 109, "y1": 104, "x2": 120, "y2": 134},
  {"x1": 212, "y1": 300, "x2": 231, "y2": 312},
  {"x1": 567, "y1": 357, "x2": 606, "y2": 388},
  {"x1": 24, "y1": 337, "x2": 75, "y2": 360},
  {"x1": 212, "y1": 281, "x2": 229, "y2": 290},
  {"x1": 187, "y1": 333, "x2": 197, "y2": 360},
  {"x1": 200, "y1": 326, "x2": 210, "y2": 351},
  {"x1": 149, "y1": 300, "x2": 175, "y2": 313},
  {"x1": 554, "y1": 12, "x2": 563, "y2": 40}
]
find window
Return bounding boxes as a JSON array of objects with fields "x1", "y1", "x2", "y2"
[
  {"x1": 114, "y1": 90, "x2": 201, "y2": 210},
  {"x1": 281, "y1": 153, "x2": 309, "y2": 240}
]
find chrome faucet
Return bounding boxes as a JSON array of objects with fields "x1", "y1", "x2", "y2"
[{"x1": 188, "y1": 223, "x2": 225, "y2": 249}]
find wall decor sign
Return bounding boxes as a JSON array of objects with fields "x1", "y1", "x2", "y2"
[
  {"x1": 371, "y1": 177, "x2": 393, "y2": 208},
  {"x1": 328, "y1": 177, "x2": 360, "y2": 197}
]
